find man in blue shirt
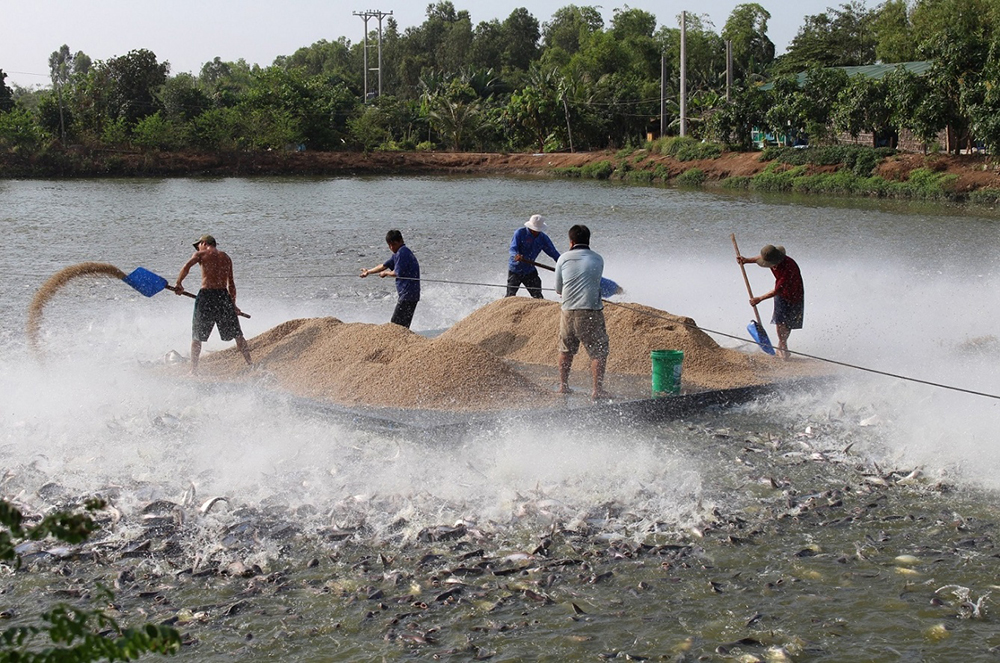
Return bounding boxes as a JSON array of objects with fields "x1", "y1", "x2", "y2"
[
  {"x1": 506, "y1": 214, "x2": 561, "y2": 298},
  {"x1": 360, "y1": 229, "x2": 420, "y2": 328},
  {"x1": 555, "y1": 224, "x2": 610, "y2": 401}
]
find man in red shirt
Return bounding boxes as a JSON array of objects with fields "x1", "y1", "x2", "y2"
[{"x1": 738, "y1": 244, "x2": 803, "y2": 360}]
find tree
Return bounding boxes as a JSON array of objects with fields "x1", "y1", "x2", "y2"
[
  {"x1": 159, "y1": 73, "x2": 211, "y2": 122},
  {"x1": 872, "y1": 0, "x2": 917, "y2": 63},
  {"x1": 0, "y1": 70, "x2": 13, "y2": 113},
  {"x1": 48, "y1": 45, "x2": 92, "y2": 142},
  {"x1": 886, "y1": 67, "x2": 948, "y2": 151},
  {"x1": 501, "y1": 67, "x2": 564, "y2": 151},
  {"x1": 199, "y1": 57, "x2": 253, "y2": 107},
  {"x1": 964, "y1": 39, "x2": 1000, "y2": 154},
  {"x1": 656, "y1": 14, "x2": 727, "y2": 96},
  {"x1": 775, "y1": 2, "x2": 877, "y2": 73},
  {"x1": 708, "y1": 83, "x2": 770, "y2": 149},
  {"x1": 277, "y1": 38, "x2": 357, "y2": 87},
  {"x1": 94, "y1": 49, "x2": 169, "y2": 127},
  {"x1": 541, "y1": 5, "x2": 604, "y2": 55},
  {"x1": 0, "y1": 107, "x2": 48, "y2": 150},
  {"x1": 0, "y1": 499, "x2": 181, "y2": 661},
  {"x1": 722, "y1": 4, "x2": 775, "y2": 82},
  {"x1": 427, "y1": 81, "x2": 483, "y2": 150},
  {"x1": 833, "y1": 73, "x2": 893, "y2": 142},
  {"x1": 501, "y1": 8, "x2": 541, "y2": 71}
]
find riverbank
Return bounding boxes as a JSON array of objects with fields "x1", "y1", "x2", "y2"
[{"x1": 3, "y1": 147, "x2": 1000, "y2": 200}]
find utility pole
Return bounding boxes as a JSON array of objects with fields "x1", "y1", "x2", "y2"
[
  {"x1": 725, "y1": 39, "x2": 733, "y2": 102},
  {"x1": 354, "y1": 9, "x2": 393, "y2": 100},
  {"x1": 679, "y1": 11, "x2": 687, "y2": 137},
  {"x1": 660, "y1": 54, "x2": 666, "y2": 138}
]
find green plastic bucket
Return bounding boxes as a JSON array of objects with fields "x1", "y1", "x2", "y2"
[{"x1": 651, "y1": 349, "x2": 683, "y2": 397}]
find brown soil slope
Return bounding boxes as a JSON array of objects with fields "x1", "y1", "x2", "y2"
[{"x1": 8, "y1": 148, "x2": 1000, "y2": 193}]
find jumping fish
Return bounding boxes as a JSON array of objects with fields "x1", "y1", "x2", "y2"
[{"x1": 200, "y1": 496, "x2": 229, "y2": 515}]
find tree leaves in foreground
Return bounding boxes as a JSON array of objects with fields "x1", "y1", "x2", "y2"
[{"x1": 0, "y1": 499, "x2": 181, "y2": 662}]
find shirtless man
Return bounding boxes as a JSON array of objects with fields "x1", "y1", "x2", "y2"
[{"x1": 174, "y1": 234, "x2": 251, "y2": 372}]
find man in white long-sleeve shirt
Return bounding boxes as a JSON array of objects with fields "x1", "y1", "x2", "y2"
[{"x1": 554, "y1": 224, "x2": 610, "y2": 400}]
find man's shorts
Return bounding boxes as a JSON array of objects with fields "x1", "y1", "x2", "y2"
[
  {"x1": 772, "y1": 296, "x2": 804, "y2": 330},
  {"x1": 559, "y1": 309, "x2": 610, "y2": 359},
  {"x1": 193, "y1": 289, "x2": 243, "y2": 342},
  {"x1": 391, "y1": 299, "x2": 418, "y2": 329}
]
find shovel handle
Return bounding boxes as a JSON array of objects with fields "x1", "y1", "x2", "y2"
[
  {"x1": 164, "y1": 285, "x2": 251, "y2": 319},
  {"x1": 521, "y1": 258, "x2": 555, "y2": 272},
  {"x1": 731, "y1": 234, "x2": 763, "y2": 328}
]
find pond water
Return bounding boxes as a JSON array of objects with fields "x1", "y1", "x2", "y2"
[{"x1": 3, "y1": 176, "x2": 1000, "y2": 661}]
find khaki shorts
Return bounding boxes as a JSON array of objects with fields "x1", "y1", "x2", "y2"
[{"x1": 559, "y1": 309, "x2": 609, "y2": 359}]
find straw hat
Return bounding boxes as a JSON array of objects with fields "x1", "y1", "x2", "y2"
[
  {"x1": 757, "y1": 244, "x2": 786, "y2": 268},
  {"x1": 524, "y1": 214, "x2": 547, "y2": 232}
]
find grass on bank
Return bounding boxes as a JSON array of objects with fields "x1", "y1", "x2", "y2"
[
  {"x1": 721, "y1": 162, "x2": 960, "y2": 200},
  {"x1": 551, "y1": 142, "x2": 985, "y2": 202}
]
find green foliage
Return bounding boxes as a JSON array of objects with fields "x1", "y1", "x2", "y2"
[
  {"x1": 722, "y1": 4, "x2": 775, "y2": 81},
  {"x1": 707, "y1": 85, "x2": 769, "y2": 151},
  {"x1": 96, "y1": 49, "x2": 169, "y2": 126},
  {"x1": 100, "y1": 117, "x2": 130, "y2": 148},
  {"x1": 580, "y1": 159, "x2": 614, "y2": 179},
  {"x1": 775, "y1": 2, "x2": 877, "y2": 72},
  {"x1": 0, "y1": 499, "x2": 181, "y2": 661},
  {"x1": 2, "y1": 0, "x2": 999, "y2": 170},
  {"x1": 501, "y1": 74, "x2": 561, "y2": 152},
  {"x1": 0, "y1": 108, "x2": 48, "y2": 151},
  {"x1": 191, "y1": 107, "x2": 242, "y2": 151},
  {"x1": 623, "y1": 168, "x2": 655, "y2": 184},
  {"x1": 132, "y1": 112, "x2": 186, "y2": 150},
  {"x1": 963, "y1": 38, "x2": 1000, "y2": 156},
  {"x1": 675, "y1": 168, "x2": 707, "y2": 186},
  {"x1": 967, "y1": 188, "x2": 1000, "y2": 204},
  {"x1": 721, "y1": 162, "x2": 959, "y2": 200},
  {"x1": 872, "y1": 0, "x2": 916, "y2": 63},
  {"x1": 426, "y1": 81, "x2": 483, "y2": 151},
  {"x1": 0, "y1": 70, "x2": 14, "y2": 113},
  {"x1": 721, "y1": 175, "x2": 753, "y2": 189},
  {"x1": 750, "y1": 163, "x2": 807, "y2": 191},
  {"x1": 761, "y1": 145, "x2": 894, "y2": 175},
  {"x1": 834, "y1": 74, "x2": 893, "y2": 142}
]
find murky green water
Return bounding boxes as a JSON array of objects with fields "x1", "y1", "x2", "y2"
[{"x1": 4, "y1": 177, "x2": 1000, "y2": 660}]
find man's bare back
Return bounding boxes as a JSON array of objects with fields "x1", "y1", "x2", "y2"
[
  {"x1": 175, "y1": 245, "x2": 236, "y2": 299},
  {"x1": 174, "y1": 235, "x2": 251, "y2": 371}
]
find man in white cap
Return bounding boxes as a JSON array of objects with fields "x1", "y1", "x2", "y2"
[{"x1": 506, "y1": 214, "x2": 561, "y2": 298}]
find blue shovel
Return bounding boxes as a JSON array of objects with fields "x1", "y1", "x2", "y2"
[
  {"x1": 731, "y1": 234, "x2": 774, "y2": 355},
  {"x1": 523, "y1": 259, "x2": 624, "y2": 298},
  {"x1": 122, "y1": 267, "x2": 251, "y2": 318}
]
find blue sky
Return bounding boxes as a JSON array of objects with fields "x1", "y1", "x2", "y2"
[{"x1": 5, "y1": 0, "x2": 846, "y2": 88}]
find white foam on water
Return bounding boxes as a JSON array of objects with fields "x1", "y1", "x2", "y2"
[{"x1": 3, "y1": 299, "x2": 708, "y2": 536}]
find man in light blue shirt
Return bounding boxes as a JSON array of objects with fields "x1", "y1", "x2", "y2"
[{"x1": 555, "y1": 224, "x2": 610, "y2": 400}]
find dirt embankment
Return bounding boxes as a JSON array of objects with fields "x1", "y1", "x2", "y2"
[{"x1": 4, "y1": 147, "x2": 1000, "y2": 192}]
